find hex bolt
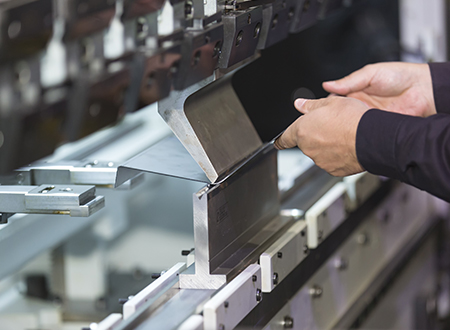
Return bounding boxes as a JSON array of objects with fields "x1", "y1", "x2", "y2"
[
  {"x1": 256, "y1": 288, "x2": 263, "y2": 302},
  {"x1": 309, "y1": 285, "x2": 323, "y2": 298},
  {"x1": 303, "y1": 244, "x2": 309, "y2": 254},
  {"x1": 357, "y1": 233, "x2": 369, "y2": 245},
  {"x1": 318, "y1": 230, "x2": 324, "y2": 241},
  {"x1": 271, "y1": 14, "x2": 279, "y2": 29},
  {"x1": 253, "y1": 22, "x2": 261, "y2": 39},
  {"x1": 288, "y1": 8, "x2": 295, "y2": 21},
  {"x1": 283, "y1": 315, "x2": 294, "y2": 329},
  {"x1": 136, "y1": 17, "x2": 148, "y2": 40},
  {"x1": 185, "y1": 0, "x2": 193, "y2": 16},
  {"x1": 16, "y1": 173, "x2": 24, "y2": 184},
  {"x1": 118, "y1": 298, "x2": 128, "y2": 305},
  {"x1": 181, "y1": 249, "x2": 194, "y2": 257},
  {"x1": 334, "y1": 257, "x2": 348, "y2": 270},
  {"x1": 273, "y1": 272, "x2": 279, "y2": 285},
  {"x1": 235, "y1": 30, "x2": 244, "y2": 46},
  {"x1": 169, "y1": 62, "x2": 179, "y2": 77},
  {"x1": 213, "y1": 40, "x2": 222, "y2": 58}
]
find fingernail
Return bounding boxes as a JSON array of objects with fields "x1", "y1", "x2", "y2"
[{"x1": 294, "y1": 98, "x2": 306, "y2": 109}]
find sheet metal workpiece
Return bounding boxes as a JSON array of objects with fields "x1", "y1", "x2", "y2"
[
  {"x1": 158, "y1": 74, "x2": 262, "y2": 183},
  {"x1": 180, "y1": 145, "x2": 291, "y2": 289}
]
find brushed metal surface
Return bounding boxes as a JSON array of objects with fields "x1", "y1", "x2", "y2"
[
  {"x1": 180, "y1": 146, "x2": 283, "y2": 289},
  {"x1": 115, "y1": 136, "x2": 209, "y2": 187},
  {"x1": 159, "y1": 74, "x2": 262, "y2": 183}
]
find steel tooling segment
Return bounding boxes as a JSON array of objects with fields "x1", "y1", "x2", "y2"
[{"x1": 188, "y1": 147, "x2": 279, "y2": 285}]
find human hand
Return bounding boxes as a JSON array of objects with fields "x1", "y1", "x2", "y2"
[
  {"x1": 275, "y1": 96, "x2": 369, "y2": 177},
  {"x1": 323, "y1": 62, "x2": 436, "y2": 117}
]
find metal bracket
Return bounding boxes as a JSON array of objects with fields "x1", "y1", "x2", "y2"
[
  {"x1": 0, "y1": 185, "x2": 105, "y2": 218},
  {"x1": 4, "y1": 160, "x2": 144, "y2": 189}
]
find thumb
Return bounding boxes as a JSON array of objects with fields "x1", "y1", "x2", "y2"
[
  {"x1": 274, "y1": 118, "x2": 301, "y2": 150},
  {"x1": 323, "y1": 65, "x2": 374, "y2": 95},
  {"x1": 294, "y1": 98, "x2": 330, "y2": 114}
]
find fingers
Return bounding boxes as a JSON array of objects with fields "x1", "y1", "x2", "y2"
[
  {"x1": 323, "y1": 65, "x2": 375, "y2": 95},
  {"x1": 277, "y1": 97, "x2": 336, "y2": 150},
  {"x1": 274, "y1": 119, "x2": 300, "y2": 150}
]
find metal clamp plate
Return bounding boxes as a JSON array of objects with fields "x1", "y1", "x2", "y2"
[
  {"x1": 344, "y1": 172, "x2": 380, "y2": 212},
  {"x1": 260, "y1": 220, "x2": 308, "y2": 292},
  {"x1": 305, "y1": 182, "x2": 347, "y2": 248},
  {"x1": 203, "y1": 264, "x2": 262, "y2": 330},
  {"x1": 123, "y1": 262, "x2": 186, "y2": 320}
]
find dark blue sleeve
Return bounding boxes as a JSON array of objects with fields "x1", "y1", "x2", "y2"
[
  {"x1": 429, "y1": 62, "x2": 450, "y2": 114},
  {"x1": 356, "y1": 109, "x2": 450, "y2": 202}
]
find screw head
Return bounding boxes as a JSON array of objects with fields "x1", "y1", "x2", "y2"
[
  {"x1": 273, "y1": 272, "x2": 279, "y2": 285},
  {"x1": 253, "y1": 22, "x2": 261, "y2": 39},
  {"x1": 309, "y1": 285, "x2": 323, "y2": 298},
  {"x1": 235, "y1": 30, "x2": 244, "y2": 46},
  {"x1": 224, "y1": 301, "x2": 229, "y2": 308},
  {"x1": 256, "y1": 288, "x2": 262, "y2": 302},
  {"x1": 277, "y1": 252, "x2": 283, "y2": 259},
  {"x1": 318, "y1": 230, "x2": 324, "y2": 240},
  {"x1": 252, "y1": 275, "x2": 257, "y2": 282},
  {"x1": 303, "y1": 244, "x2": 309, "y2": 254},
  {"x1": 357, "y1": 233, "x2": 369, "y2": 245},
  {"x1": 334, "y1": 257, "x2": 348, "y2": 270},
  {"x1": 283, "y1": 315, "x2": 294, "y2": 328}
]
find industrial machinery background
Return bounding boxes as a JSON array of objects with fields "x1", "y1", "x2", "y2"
[{"x1": 0, "y1": 0, "x2": 449, "y2": 329}]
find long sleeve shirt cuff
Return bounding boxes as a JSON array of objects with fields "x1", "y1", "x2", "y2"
[
  {"x1": 429, "y1": 62, "x2": 450, "y2": 114},
  {"x1": 356, "y1": 109, "x2": 450, "y2": 202}
]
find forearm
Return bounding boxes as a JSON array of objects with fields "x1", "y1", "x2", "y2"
[
  {"x1": 356, "y1": 109, "x2": 450, "y2": 202},
  {"x1": 429, "y1": 62, "x2": 450, "y2": 114}
]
